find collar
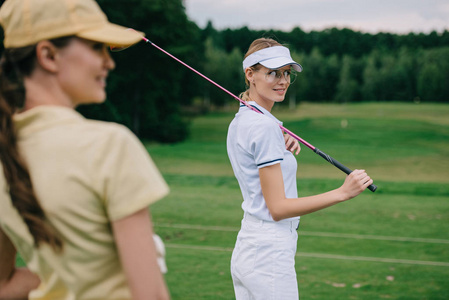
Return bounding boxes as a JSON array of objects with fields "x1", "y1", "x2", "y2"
[
  {"x1": 13, "y1": 105, "x2": 85, "y2": 138},
  {"x1": 239, "y1": 101, "x2": 283, "y2": 126}
]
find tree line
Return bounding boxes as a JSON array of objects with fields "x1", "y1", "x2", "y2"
[
  {"x1": 202, "y1": 24, "x2": 449, "y2": 105},
  {"x1": 1, "y1": 0, "x2": 448, "y2": 143}
]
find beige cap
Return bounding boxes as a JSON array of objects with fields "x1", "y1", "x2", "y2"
[{"x1": 0, "y1": 0, "x2": 144, "y2": 48}]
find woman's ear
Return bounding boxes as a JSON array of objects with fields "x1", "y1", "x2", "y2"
[
  {"x1": 245, "y1": 68, "x2": 255, "y2": 84},
  {"x1": 35, "y1": 41, "x2": 59, "y2": 73}
]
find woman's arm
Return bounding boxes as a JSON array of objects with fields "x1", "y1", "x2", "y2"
[
  {"x1": 259, "y1": 164, "x2": 373, "y2": 221},
  {"x1": 112, "y1": 208, "x2": 170, "y2": 300},
  {"x1": 0, "y1": 228, "x2": 40, "y2": 299}
]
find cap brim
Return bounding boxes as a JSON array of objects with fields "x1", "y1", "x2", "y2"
[
  {"x1": 260, "y1": 57, "x2": 303, "y2": 72},
  {"x1": 77, "y1": 23, "x2": 144, "y2": 48}
]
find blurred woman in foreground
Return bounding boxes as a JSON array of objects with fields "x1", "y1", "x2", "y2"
[{"x1": 0, "y1": 0, "x2": 170, "y2": 299}]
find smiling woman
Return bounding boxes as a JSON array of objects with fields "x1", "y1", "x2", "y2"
[
  {"x1": 22, "y1": 37, "x2": 116, "y2": 110},
  {"x1": 226, "y1": 38, "x2": 373, "y2": 299},
  {"x1": 43, "y1": 38, "x2": 116, "y2": 108},
  {"x1": 0, "y1": 0, "x2": 170, "y2": 299}
]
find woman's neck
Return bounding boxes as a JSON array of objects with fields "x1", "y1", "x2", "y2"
[
  {"x1": 23, "y1": 75, "x2": 75, "y2": 112},
  {"x1": 247, "y1": 93, "x2": 274, "y2": 112}
]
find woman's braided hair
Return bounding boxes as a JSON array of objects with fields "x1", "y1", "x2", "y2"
[{"x1": 0, "y1": 37, "x2": 73, "y2": 252}]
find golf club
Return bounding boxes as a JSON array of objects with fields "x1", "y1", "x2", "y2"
[{"x1": 118, "y1": 35, "x2": 377, "y2": 192}]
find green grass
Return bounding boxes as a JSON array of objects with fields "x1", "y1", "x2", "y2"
[
  {"x1": 148, "y1": 102, "x2": 449, "y2": 299},
  {"x1": 17, "y1": 102, "x2": 449, "y2": 299}
]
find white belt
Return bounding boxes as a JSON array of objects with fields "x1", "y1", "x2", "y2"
[{"x1": 243, "y1": 213, "x2": 299, "y2": 230}]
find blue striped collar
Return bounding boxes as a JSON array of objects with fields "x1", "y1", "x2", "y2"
[{"x1": 239, "y1": 101, "x2": 283, "y2": 125}]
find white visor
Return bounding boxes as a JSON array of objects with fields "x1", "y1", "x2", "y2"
[{"x1": 242, "y1": 46, "x2": 303, "y2": 72}]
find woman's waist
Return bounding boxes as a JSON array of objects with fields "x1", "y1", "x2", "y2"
[{"x1": 242, "y1": 212, "x2": 300, "y2": 231}]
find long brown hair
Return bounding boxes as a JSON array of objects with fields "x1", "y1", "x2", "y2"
[
  {"x1": 0, "y1": 37, "x2": 72, "y2": 252},
  {"x1": 240, "y1": 38, "x2": 283, "y2": 101}
]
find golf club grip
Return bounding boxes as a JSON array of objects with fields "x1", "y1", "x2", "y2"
[{"x1": 313, "y1": 148, "x2": 377, "y2": 192}]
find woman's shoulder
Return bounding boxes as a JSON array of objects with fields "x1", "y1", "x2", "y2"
[
  {"x1": 81, "y1": 119, "x2": 140, "y2": 146},
  {"x1": 83, "y1": 118, "x2": 132, "y2": 135},
  {"x1": 14, "y1": 106, "x2": 137, "y2": 145},
  {"x1": 237, "y1": 108, "x2": 278, "y2": 127},
  {"x1": 231, "y1": 111, "x2": 282, "y2": 144}
]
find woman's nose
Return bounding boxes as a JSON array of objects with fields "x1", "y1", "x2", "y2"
[{"x1": 103, "y1": 48, "x2": 115, "y2": 70}]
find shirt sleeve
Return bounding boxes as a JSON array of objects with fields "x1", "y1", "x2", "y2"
[
  {"x1": 99, "y1": 125, "x2": 169, "y2": 221},
  {"x1": 249, "y1": 117, "x2": 285, "y2": 168}
]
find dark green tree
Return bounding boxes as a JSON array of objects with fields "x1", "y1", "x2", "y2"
[
  {"x1": 417, "y1": 47, "x2": 449, "y2": 102},
  {"x1": 335, "y1": 56, "x2": 360, "y2": 102},
  {"x1": 202, "y1": 38, "x2": 244, "y2": 108},
  {"x1": 361, "y1": 51, "x2": 382, "y2": 101},
  {"x1": 78, "y1": 0, "x2": 203, "y2": 143}
]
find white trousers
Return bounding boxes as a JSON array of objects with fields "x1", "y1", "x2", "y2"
[{"x1": 231, "y1": 213, "x2": 300, "y2": 300}]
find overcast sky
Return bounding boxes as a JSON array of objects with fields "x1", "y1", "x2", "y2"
[{"x1": 184, "y1": 0, "x2": 449, "y2": 34}]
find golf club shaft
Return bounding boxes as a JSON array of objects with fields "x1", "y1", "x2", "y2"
[
  {"x1": 143, "y1": 37, "x2": 377, "y2": 192},
  {"x1": 281, "y1": 127, "x2": 377, "y2": 192},
  {"x1": 314, "y1": 148, "x2": 377, "y2": 192}
]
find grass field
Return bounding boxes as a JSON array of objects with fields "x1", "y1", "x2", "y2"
[
  {"x1": 147, "y1": 102, "x2": 449, "y2": 299},
  {"x1": 16, "y1": 102, "x2": 449, "y2": 299}
]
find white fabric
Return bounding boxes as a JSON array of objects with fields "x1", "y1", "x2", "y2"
[
  {"x1": 153, "y1": 234, "x2": 167, "y2": 274},
  {"x1": 242, "y1": 46, "x2": 302, "y2": 72},
  {"x1": 226, "y1": 101, "x2": 300, "y2": 222},
  {"x1": 231, "y1": 213, "x2": 299, "y2": 299}
]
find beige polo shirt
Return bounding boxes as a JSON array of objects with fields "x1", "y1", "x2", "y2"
[{"x1": 0, "y1": 105, "x2": 169, "y2": 299}]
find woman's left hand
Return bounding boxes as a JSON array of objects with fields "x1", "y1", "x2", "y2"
[
  {"x1": 284, "y1": 133, "x2": 301, "y2": 155},
  {"x1": 0, "y1": 227, "x2": 40, "y2": 299}
]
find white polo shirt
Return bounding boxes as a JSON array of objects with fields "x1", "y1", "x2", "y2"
[{"x1": 227, "y1": 101, "x2": 300, "y2": 222}]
